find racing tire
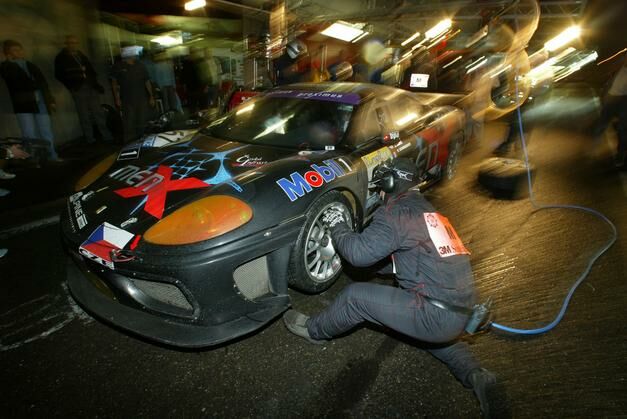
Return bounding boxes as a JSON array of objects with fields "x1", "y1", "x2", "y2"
[
  {"x1": 444, "y1": 133, "x2": 463, "y2": 181},
  {"x1": 478, "y1": 157, "x2": 536, "y2": 199},
  {"x1": 288, "y1": 191, "x2": 354, "y2": 294}
]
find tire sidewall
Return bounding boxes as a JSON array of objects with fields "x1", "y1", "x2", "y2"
[{"x1": 288, "y1": 190, "x2": 353, "y2": 294}]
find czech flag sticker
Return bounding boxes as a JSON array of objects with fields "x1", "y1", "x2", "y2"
[{"x1": 79, "y1": 222, "x2": 134, "y2": 269}]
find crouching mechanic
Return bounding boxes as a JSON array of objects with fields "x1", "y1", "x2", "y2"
[{"x1": 283, "y1": 158, "x2": 503, "y2": 417}]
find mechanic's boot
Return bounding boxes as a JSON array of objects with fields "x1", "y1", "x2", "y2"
[
  {"x1": 283, "y1": 310, "x2": 325, "y2": 345},
  {"x1": 468, "y1": 368, "x2": 510, "y2": 419}
]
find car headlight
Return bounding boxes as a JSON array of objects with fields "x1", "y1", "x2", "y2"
[
  {"x1": 75, "y1": 153, "x2": 117, "y2": 192},
  {"x1": 143, "y1": 195, "x2": 253, "y2": 245}
]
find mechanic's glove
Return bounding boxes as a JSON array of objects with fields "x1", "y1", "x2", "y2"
[{"x1": 321, "y1": 208, "x2": 347, "y2": 229}]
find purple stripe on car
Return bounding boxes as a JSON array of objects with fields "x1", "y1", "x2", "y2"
[{"x1": 265, "y1": 90, "x2": 360, "y2": 105}]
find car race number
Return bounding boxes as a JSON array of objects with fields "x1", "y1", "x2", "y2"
[{"x1": 423, "y1": 212, "x2": 470, "y2": 257}]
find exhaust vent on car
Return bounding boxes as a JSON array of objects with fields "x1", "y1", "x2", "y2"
[
  {"x1": 131, "y1": 279, "x2": 193, "y2": 311},
  {"x1": 233, "y1": 256, "x2": 271, "y2": 300}
]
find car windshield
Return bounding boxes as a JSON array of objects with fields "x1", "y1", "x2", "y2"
[{"x1": 202, "y1": 94, "x2": 355, "y2": 150}]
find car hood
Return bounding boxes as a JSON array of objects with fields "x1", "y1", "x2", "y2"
[{"x1": 68, "y1": 133, "x2": 312, "y2": 239}]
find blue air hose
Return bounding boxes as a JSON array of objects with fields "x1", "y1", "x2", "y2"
[{"x1": 488, "y1": 75, "x2": 618, "y2": 335}]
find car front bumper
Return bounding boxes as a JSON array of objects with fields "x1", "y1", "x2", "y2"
[{"x1": 65, "y1": 217, "x2": 303, "y2": 348}]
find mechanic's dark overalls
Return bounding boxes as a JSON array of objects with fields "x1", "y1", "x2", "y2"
[{"x1": 306, "y1": 189, "x2": 481, "y2": 387}]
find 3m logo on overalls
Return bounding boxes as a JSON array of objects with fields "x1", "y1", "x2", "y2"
[
  {"x1": 276, "y1": 160, "x2": 346, "y2": 202},
  {"x1": 424, "y1": 212, "x2": 470, "y2": 257}
]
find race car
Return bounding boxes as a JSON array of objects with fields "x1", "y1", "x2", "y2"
[{"x1": 62, "y1": 82, "x2": 466, "y2": 347}]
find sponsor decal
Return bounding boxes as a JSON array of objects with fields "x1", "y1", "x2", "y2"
[
  {"x1": 410, "y1": 73, "x2": 430, "y2": 88},
  {"x1": 69, "y1": 192, "x2": 88, "y2": 230},
  {"x1": 361, "y1": 147, "x2": 394, "y2": 170},
  {"x1": 118, "y1": 145, "x2": 141, "y2": 161},
  {"x1": 112, "y1": 165, "x2": 210, "y2": 219},
  {"x1": 79, "y1": 223, "x2": 134, "y2": 269},
  {"x1": 81, "y1": 190, "x2": 95, "y2": 201},
  {"x1": 143, "y1": 131, "x2": 191, "y2": 148},
  {"x1": 423, "y1": 212, "x2": 470, "y2": 258},
  {"x1": 120, "y1": 217, "x2": 137, "y2": 228},
  {"x1": 232, "y1": 154, "x2": 268, "y2": 168},
  {"x1": 266, "y1": 90, "x2": 360, "y2": 105},
  {"x1": 276, "y1": 159, "x2": 346, "y2": 202}
]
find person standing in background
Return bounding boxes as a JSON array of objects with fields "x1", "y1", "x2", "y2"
[
  {"x1": 0, "y1": 40, "x2": 60, "y2": 162},
  {"x1": 55, "y1": 35, "x2": 112, "y2": 144},
  {"x1": 202, "y1": 49, "x2": 221, "y2": 107},
  {"x1": 151, "y1": 52, "x2": 182, "y2": 113},
  {"x1": 110, "y1": 46, "x2": 155, "y2": 143},
  {"x1": 595, "y1": 54, "x2": 627, "y2": 168}
]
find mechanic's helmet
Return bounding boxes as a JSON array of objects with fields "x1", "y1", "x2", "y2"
[
  {"x1": 371, "y1": 158, "x2": 418, "y2": 195},
  {"x1": 286, "y1": 39, "x2": 307, "y2": 59}
]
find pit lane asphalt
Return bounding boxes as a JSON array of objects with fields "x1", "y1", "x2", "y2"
[{"x1": 1, "y1": 112, "x2": 626, "y2": 417}]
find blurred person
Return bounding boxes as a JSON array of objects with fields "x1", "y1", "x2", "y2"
[
  {"x1": 55, "y1": 35, "x2": 112, "y2": 144},
  {"x1": 595, "y1": 54, "x2": 627, "y2": 168},
  {"x1": 0, "y1": 40, "x2": 60, "y2": 161},
  {"x1": 0, "y1": 141, "x2": 29, "y2": 256},
  {"x1": 182, "y1": 48, "x2": 208, "y2": 113},
  {"x1": 274, "y1": 39, "x2": 309, "y2": 85},
  {"x1": 151, "y1": 52, "x2": 182, "y2": 113},
  {"x1": 0, "y1": 143, "x2": 30, "y2": 197},
  {"x1": 202, "y1": 49, "x2": 221, "y2": 107},
  {"x1": 283, "y1": 158, "x2": 504, "y2": 418},
  {"x1": 110, "y1": 46, "x2": 155, "y2": 143}
]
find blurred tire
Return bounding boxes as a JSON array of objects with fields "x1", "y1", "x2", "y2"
[{"x1": 478, "y1": 157, "x2": 535, "y2": 199}]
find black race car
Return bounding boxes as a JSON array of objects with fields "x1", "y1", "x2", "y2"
[{"x1": 63, "y1": 82, "x2": 466, "y2": 347}]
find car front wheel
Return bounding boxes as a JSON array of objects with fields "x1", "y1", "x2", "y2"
[{"x1": 288, "y1": 191, "x2": 353, "y2": 294}]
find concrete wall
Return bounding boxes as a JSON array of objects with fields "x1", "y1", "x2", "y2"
[{"x1": 0, "y1": 0, "x2": 105, "y2": 145}]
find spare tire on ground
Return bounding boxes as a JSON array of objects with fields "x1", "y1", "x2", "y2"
[{"x1": 478, "y1": 157, "x2": 536, "y2": 199}]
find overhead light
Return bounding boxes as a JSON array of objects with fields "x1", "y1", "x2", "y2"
[
  {"x1": 442, "y1": 55, "x2": 462, "y2": 69},
  {"x1": 151, "y1": 35, "x2": 182, "y2": 46},
  {"x1": 321, "y1": 21, "x2": 365, "y2": 42},
  {"x1": 466, "y1": 57, "x2": 488, "y2": 74},
  {"x1": 544, "y1": 25, "x2": 581, "y2": 52},
  {"x1": 351, "y1": 31, "x2": 369, "y2": 43},
  {"x1": 184, "y1": 0, "x2": 206, "y2": 11},
  {"x1": 401, "y1": 32, "x2": 421, "y2": 46},
  {"x1": 425, "y1": 19, "x2": 452, "y2": 40}
]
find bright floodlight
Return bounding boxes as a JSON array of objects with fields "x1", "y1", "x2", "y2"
[
  {"x1": 544, "y1": 25, "x2": 581, "y2": 52},
  {"x1": 321, "y1": 21, "x2": 365, "y2": 42},
  {"x1": 151, "y1": 35, "x2": 182, "y2": 46},
  {"x1": 425, "y1": 19, "x2": 452, "y2": 40},
  {"x1": 401, "y1": 32, "x2": 421, "y2": 46},
  {"x1": 185, "y1": 0, "x2": 206, "y2": 11}
]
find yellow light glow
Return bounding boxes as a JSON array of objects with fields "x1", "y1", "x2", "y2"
[
  {"x1": 236, "y1": 103, "x2": 255, "y2": 115},
  {"x1": 151, "y1": 35, "x2": 182, "y2": 46},
  {"x1": 401, "y1": 32, "x2": 421, "y2": 46},
  {"x1": 425, "y1": 19, "x2": 452, "y2": 39},
  {"x1": 395, "y1": 113, "x2": 417, "y2": 126},
  {"x1": 184, "y1": 0, "x2": 206, "y2": 11},
  {"x1": 544, "y1": 25, "x2": 581, "y2": 52}
]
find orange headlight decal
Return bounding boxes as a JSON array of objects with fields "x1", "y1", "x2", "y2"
[
  {"x1": 75, "y1": 153, "x2": 117, "y2": 191},
  {"x1": 143, "y1": 195, "x2": 253, "y2": 245}
]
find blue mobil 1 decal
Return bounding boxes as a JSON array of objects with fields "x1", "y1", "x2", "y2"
[
  {"x1": 277, "y1": 160, "x2": 346, "y2": 202},
  {"x1": 266, "y1": 90, "x2": 360, "y2": 105}
]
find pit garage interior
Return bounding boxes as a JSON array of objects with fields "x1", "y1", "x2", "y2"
[{"x1": 0, "y1": 0, "x2": 626, "y2": 417}]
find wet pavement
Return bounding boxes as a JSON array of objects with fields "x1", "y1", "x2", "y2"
[{"x1": 1, "y1": 104, "x2": 626, "y2": 417}]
